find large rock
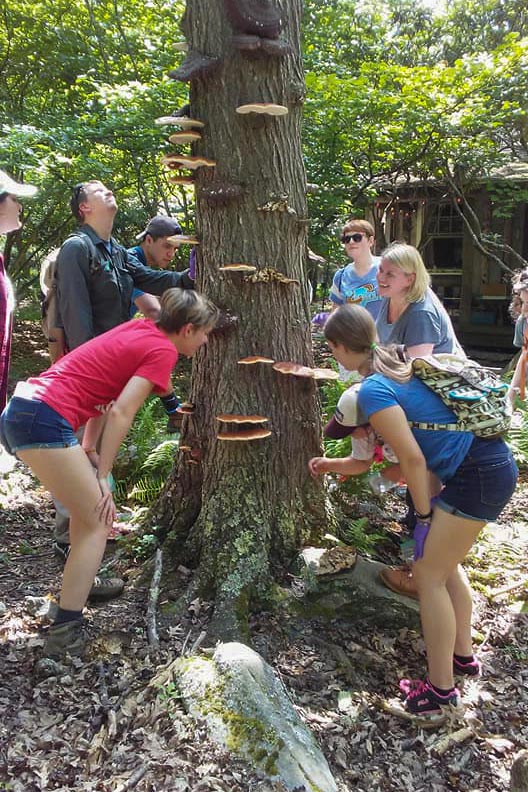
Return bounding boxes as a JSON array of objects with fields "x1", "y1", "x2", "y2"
[
  {"x1": 169, "y1": 642, "x2": 337, "y2": 792},
  {"x1": 294, "y1": 552, "x2": 421, "y2": 630}
]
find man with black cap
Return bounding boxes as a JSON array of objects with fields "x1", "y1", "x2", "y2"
[{"x1": 128, "y1": 216, "x2": 194, "y2": 431}]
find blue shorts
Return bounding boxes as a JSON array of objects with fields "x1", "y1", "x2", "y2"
[
  {"x1": 437, "y1": 436, "x2": 518, "y2": 522},
  {"x1": 0, "y1": 397, "x2": 79, "y2": 456}
]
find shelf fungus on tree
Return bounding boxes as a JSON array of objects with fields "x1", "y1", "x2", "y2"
[
  {"x1": 216, "y1": 413, "x2": 271, "y2": 441},
  {"x1": 176, "y1": 402, "x2": 196, "y2": 415},
  {"x1": 311, "y1": 368, "x2": 340, "y2": 381},
  {"x1": 155, "y1": 116, "x2": 205, "y2": 129},
  {"x1": 168, "y1": 131, "x2": 202, "y2": 145},
  {"x1": 162, "y1": 155, "x2": 216, "y2": 170},
  {"x1": 167, "y1": 174, "x2": 196, "y2": 186},
  {"x1": 236, "y1": 103, "x2": 288, "y2": 116},
  {"x1": 223, "y1": 0, "x2": 282, "y2": 39},
  {"x1": 217, "y1": 428, "x2": 272, "y2": 441},
  {"x1": 167, "y1": 235, "x2": 200, "y2": 245},
  {"x1": 272, "y1": 362, "x2": 314, "y2": 378},
  {"x1": 219, "y1": 264, "x2": 258, "y2": 273},
  {"x1": 244, "y1": 267, "x2": 299, "y2": 285},
  {"x1": 216, "y1": 414, "x2": 269, "y2": 424},
  {"x1": 169, "y1": 51, "x2": 221, "y2": 82},
  {"x1": 231, "y1": 33, "x2": 291, "y2": 57},
  {"x1": 174, "y1": 41, "x2": 189, "y2": 52},
  {"x1": 237, "y1": 355, "x2": 275, "y2": 365}
]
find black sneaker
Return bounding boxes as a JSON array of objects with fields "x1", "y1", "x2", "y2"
[
  {"x1": 88, "y1": 575, "x2": 125, "y2": 602},
  {"x1": 401, "y1": 678, "x2": 460, "y2": 722},
  {"x1": 43, "y1": 619, "x2": 85, "y2": 658},
  {"x1": 53, "y1": 541, "x2": 71, "y2": 561},
  {"x1": 453, "y1": 655, "x2": 481, "y2": 678}
]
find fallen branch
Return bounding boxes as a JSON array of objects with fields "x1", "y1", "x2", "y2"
[
  {"x1": 114, "y1": 765, "x2": 147, "y2": 792},
  {"x1": 491, "y1": 578, "x2": 528, "y2": 599},
  {"x1": 147, "y1": 548, "x2": 163, "y2": 649},
  {"x1": 431, "y1": 726, "x2": 475, "y2": 756}
]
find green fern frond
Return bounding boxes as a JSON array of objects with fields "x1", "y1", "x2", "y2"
[
  {"x1": 130, "y1": 476, "x2": 165, "y2": 504},
  {"x1": 140, "y1": 439, "x2": 179, "y2": 475}
]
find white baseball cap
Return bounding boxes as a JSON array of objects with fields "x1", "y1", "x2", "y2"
[
  {"x1": 0, "y1": 169, "x2": 37, "y2": 198},
  {"x1": 324, "y1": 382, "x2": 368, "y2": 439}
]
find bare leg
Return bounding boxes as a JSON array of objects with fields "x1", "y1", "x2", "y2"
[
  {"x1": 446, "y1": 565, "x2": 474, "y2": 657},
  {"x1": 413, "y1": 509, "x2": 485, "y2": 689},
  {"x1": 18, "y1": 446, "x2": 108, "y2": 611}
]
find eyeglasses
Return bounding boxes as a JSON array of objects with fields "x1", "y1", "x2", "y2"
[{"x1": 341, "y1": 232, "x2": 366, "y2": 244}]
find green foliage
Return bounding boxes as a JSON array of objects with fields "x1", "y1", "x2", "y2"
[
  {"x1": 114, "y1": 397, "x2": 178, "y2": 504},
  {"x1": 338, "y1": 516, "x2": 385, "y2": 555},
  {"x1": 507, "y1": 407, "x2": 528, "y2": 469}
]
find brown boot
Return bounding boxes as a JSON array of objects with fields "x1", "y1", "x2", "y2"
[{"x1": 379, "y1": 565, "x2": 419, "y2": 600}]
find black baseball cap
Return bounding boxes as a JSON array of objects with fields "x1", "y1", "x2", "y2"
[{"x1": 136, "y1": 215, "x2": 182, "y2": 241}]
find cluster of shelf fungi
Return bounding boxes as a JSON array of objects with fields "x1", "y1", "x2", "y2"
[{"x1": 155, "y1": 0, "x2": 336, "y2": 445}]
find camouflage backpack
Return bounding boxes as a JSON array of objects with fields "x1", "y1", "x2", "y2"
[{"x1": 409, "y1": 353, "x2": 512, "y2": 438}]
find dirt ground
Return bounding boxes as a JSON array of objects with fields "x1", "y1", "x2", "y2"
[{"x1": 0, "y1": 320, "x2": 527, "y2": 792}]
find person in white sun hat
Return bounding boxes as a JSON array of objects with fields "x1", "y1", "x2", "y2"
[{"x1": 0, "y1": 169, "x2": 37, "y2": 411}]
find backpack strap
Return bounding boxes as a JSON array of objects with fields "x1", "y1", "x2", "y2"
[
  {"x1": 66, "y1": 231, "x2": 98, "y2": 272},
  {"x1": 408, "y1": 419, "x2": 459, "y2": 432}
]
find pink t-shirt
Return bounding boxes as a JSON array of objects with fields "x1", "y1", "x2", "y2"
[{"x1": 24, "y1": 319, "x2": 178, "y2": 430}]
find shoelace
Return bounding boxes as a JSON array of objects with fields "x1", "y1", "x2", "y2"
[{"x1": 405, "y1": 680, "x2": 430, "y2": 700}]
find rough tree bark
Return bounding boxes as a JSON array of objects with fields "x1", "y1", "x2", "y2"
[{"x1": 154, "y1": 0, "x2": 334, "y2": 639}]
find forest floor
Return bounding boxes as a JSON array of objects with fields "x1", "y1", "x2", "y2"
[{"x1": 0, "y1": 319, "x2": 527, "y2": 792}]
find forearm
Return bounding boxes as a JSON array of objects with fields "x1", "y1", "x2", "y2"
[
  {"x1": 324, "y1": 456, "x2": 372, "y2": 476},
  {"x1": 97, "y1": 406, "x2": 134, "y2": 479},
  {"x1": 399, "y1": 455, "x2": 430, "y2": 516},
  {"x1": 82, "y1": 415, "x2": 107, "y2": 451}
]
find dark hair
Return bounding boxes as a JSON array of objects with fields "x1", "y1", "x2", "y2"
[
  {"x1": 0, "y1": 192, "x2": 8, "y2": 204},
  {"x1": 70, "y1": 181, "x2": 100, "y2": 222},
  {"x1": 157, "y1": 289, "x2": 219, "y2": 333},
  {"x1": 324, "y1": 304, "x2": 412, "y2": 383}
]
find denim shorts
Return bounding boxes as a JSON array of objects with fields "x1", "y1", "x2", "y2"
[
  {"x1": 436, "y1": 436, "x2": 518, "y2": 522},
  {"x1": 0, "y1": 397, "x2": 79, "y2": 455}
]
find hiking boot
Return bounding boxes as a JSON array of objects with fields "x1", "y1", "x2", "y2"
[
  {"x1": 401, "y1": 678, "x2": 460, "y2": 722},
  {"x1": 453, "y1": 654, "x2": 481, "y2": 678},
  {"x1": 53, "y1": 541, "x2": 71, "y2": 561},
  {"x1": 43, "y1": 619, "x2": 86, "y2": 658},
  {"x1": 379, "y1": 565, "x2": 419, "y2": 600},
  {"x1": 88, "y1": 576, "x2": 125, "y2": 602}
]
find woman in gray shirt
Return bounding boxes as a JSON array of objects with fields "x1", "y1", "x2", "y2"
[{"x1": 375, "y1": 242, "x2": 463, "y2": 358}]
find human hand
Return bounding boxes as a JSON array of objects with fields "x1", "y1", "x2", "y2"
[
  {"x1": 95, "y1": 476, "x2": 117, "y2": 527},
  {"x1": 308, "y1": 456, "x2": 331, "y2": 478},
  {"x1": 413, "y1": 520, "x2": 431, "y2": 561},
  {"x1": 312, "y1": 311, "x2": 329, "y2": 327}
]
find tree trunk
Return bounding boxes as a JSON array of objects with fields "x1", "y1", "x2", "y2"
[{"x1": 155, "y1": 0, "x2": 333, "y2": 639}]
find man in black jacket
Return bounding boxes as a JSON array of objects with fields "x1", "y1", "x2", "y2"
[{"x1": 56, "y1": 181, "x2": 194, "y2": 349}]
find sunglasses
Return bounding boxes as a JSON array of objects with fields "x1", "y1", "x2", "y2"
[{"x1": 341, "y1": 232, "x2": 366, "y2": 244}]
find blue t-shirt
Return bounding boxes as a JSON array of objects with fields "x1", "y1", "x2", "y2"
[
  {"x1": 376, "y1": 288, "x2": 461, "y2": 353},
  {"x1": 128, "y1": 245, "x2": 146, "y2": 318},
  {"x1": 358, "y1": 373, "x2": 474, "y2": 481},
  {"x1": 329, "y1": 259, "x2": 382, "y2": 319}
]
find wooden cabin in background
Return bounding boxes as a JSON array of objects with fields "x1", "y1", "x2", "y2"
[{"x1": 368, "y1": 163, "x2": 528, "y2": 349}]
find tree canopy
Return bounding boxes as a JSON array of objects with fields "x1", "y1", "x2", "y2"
[{"x1": 1, "y1": 0, "x2": 527, "y2": 290}]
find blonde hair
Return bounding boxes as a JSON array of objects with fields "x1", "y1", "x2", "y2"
[
  {"x1": 342, "y1": 217, "x2": 375, "y2": 238},
  {"x1": 324, "y1": 304, "x2": 412, "y2": 384},
  {"x1": 157, "y1": 289, "x2": 219, "y2": 333},
  {"x1": 381, "y1": 242, "x2": 430, "y2": 303}
]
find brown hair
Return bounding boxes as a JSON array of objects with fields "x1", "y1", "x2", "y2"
[
  {"x1": 324, "y1": 304, "x2": 412, "y2": 383},
  {"x1": 70, "y1": 181, "x2": 102, "y2": 222},
  {"x1": 157, "y1": 289, "x2": 219, "y2": 334},
  {"x1": 342, "y1": 217, "x2": 375, "y2": 238}
]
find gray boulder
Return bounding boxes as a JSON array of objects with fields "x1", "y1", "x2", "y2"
[{"x1": 169, "y1": 641, "x2": 337, "y2": 792}]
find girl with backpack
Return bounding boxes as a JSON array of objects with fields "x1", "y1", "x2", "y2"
[
  {"x1": 0, "y1": 289, "x2": 218, "y2": 658},
  {"x1": 322, "y1": 304, "x2": 517, "y2": 725}
]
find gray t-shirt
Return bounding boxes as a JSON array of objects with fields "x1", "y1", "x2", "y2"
[
  {"x1": 376, "y1": 288, "x2": 462, "y2": 354},
  {"x1": 514, "y1": 315, "x2": 526, "y2": 348}
]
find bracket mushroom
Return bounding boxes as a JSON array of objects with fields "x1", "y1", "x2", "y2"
[
  {"x1": 216, "y1": 413, "x2": 271, "y2": 441},
  {"x1": 238, "y1": 355, "x2": 275, "y2": 365},
  {"x1": 168, "y1": 131, "x2": 203, "y2": 144},
  {"x1": 236, "y1": 103, "x2": 288, "y2": 116},
  {"x1": 155, "y1": 116, "x2": 205, "y2": 129}
]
